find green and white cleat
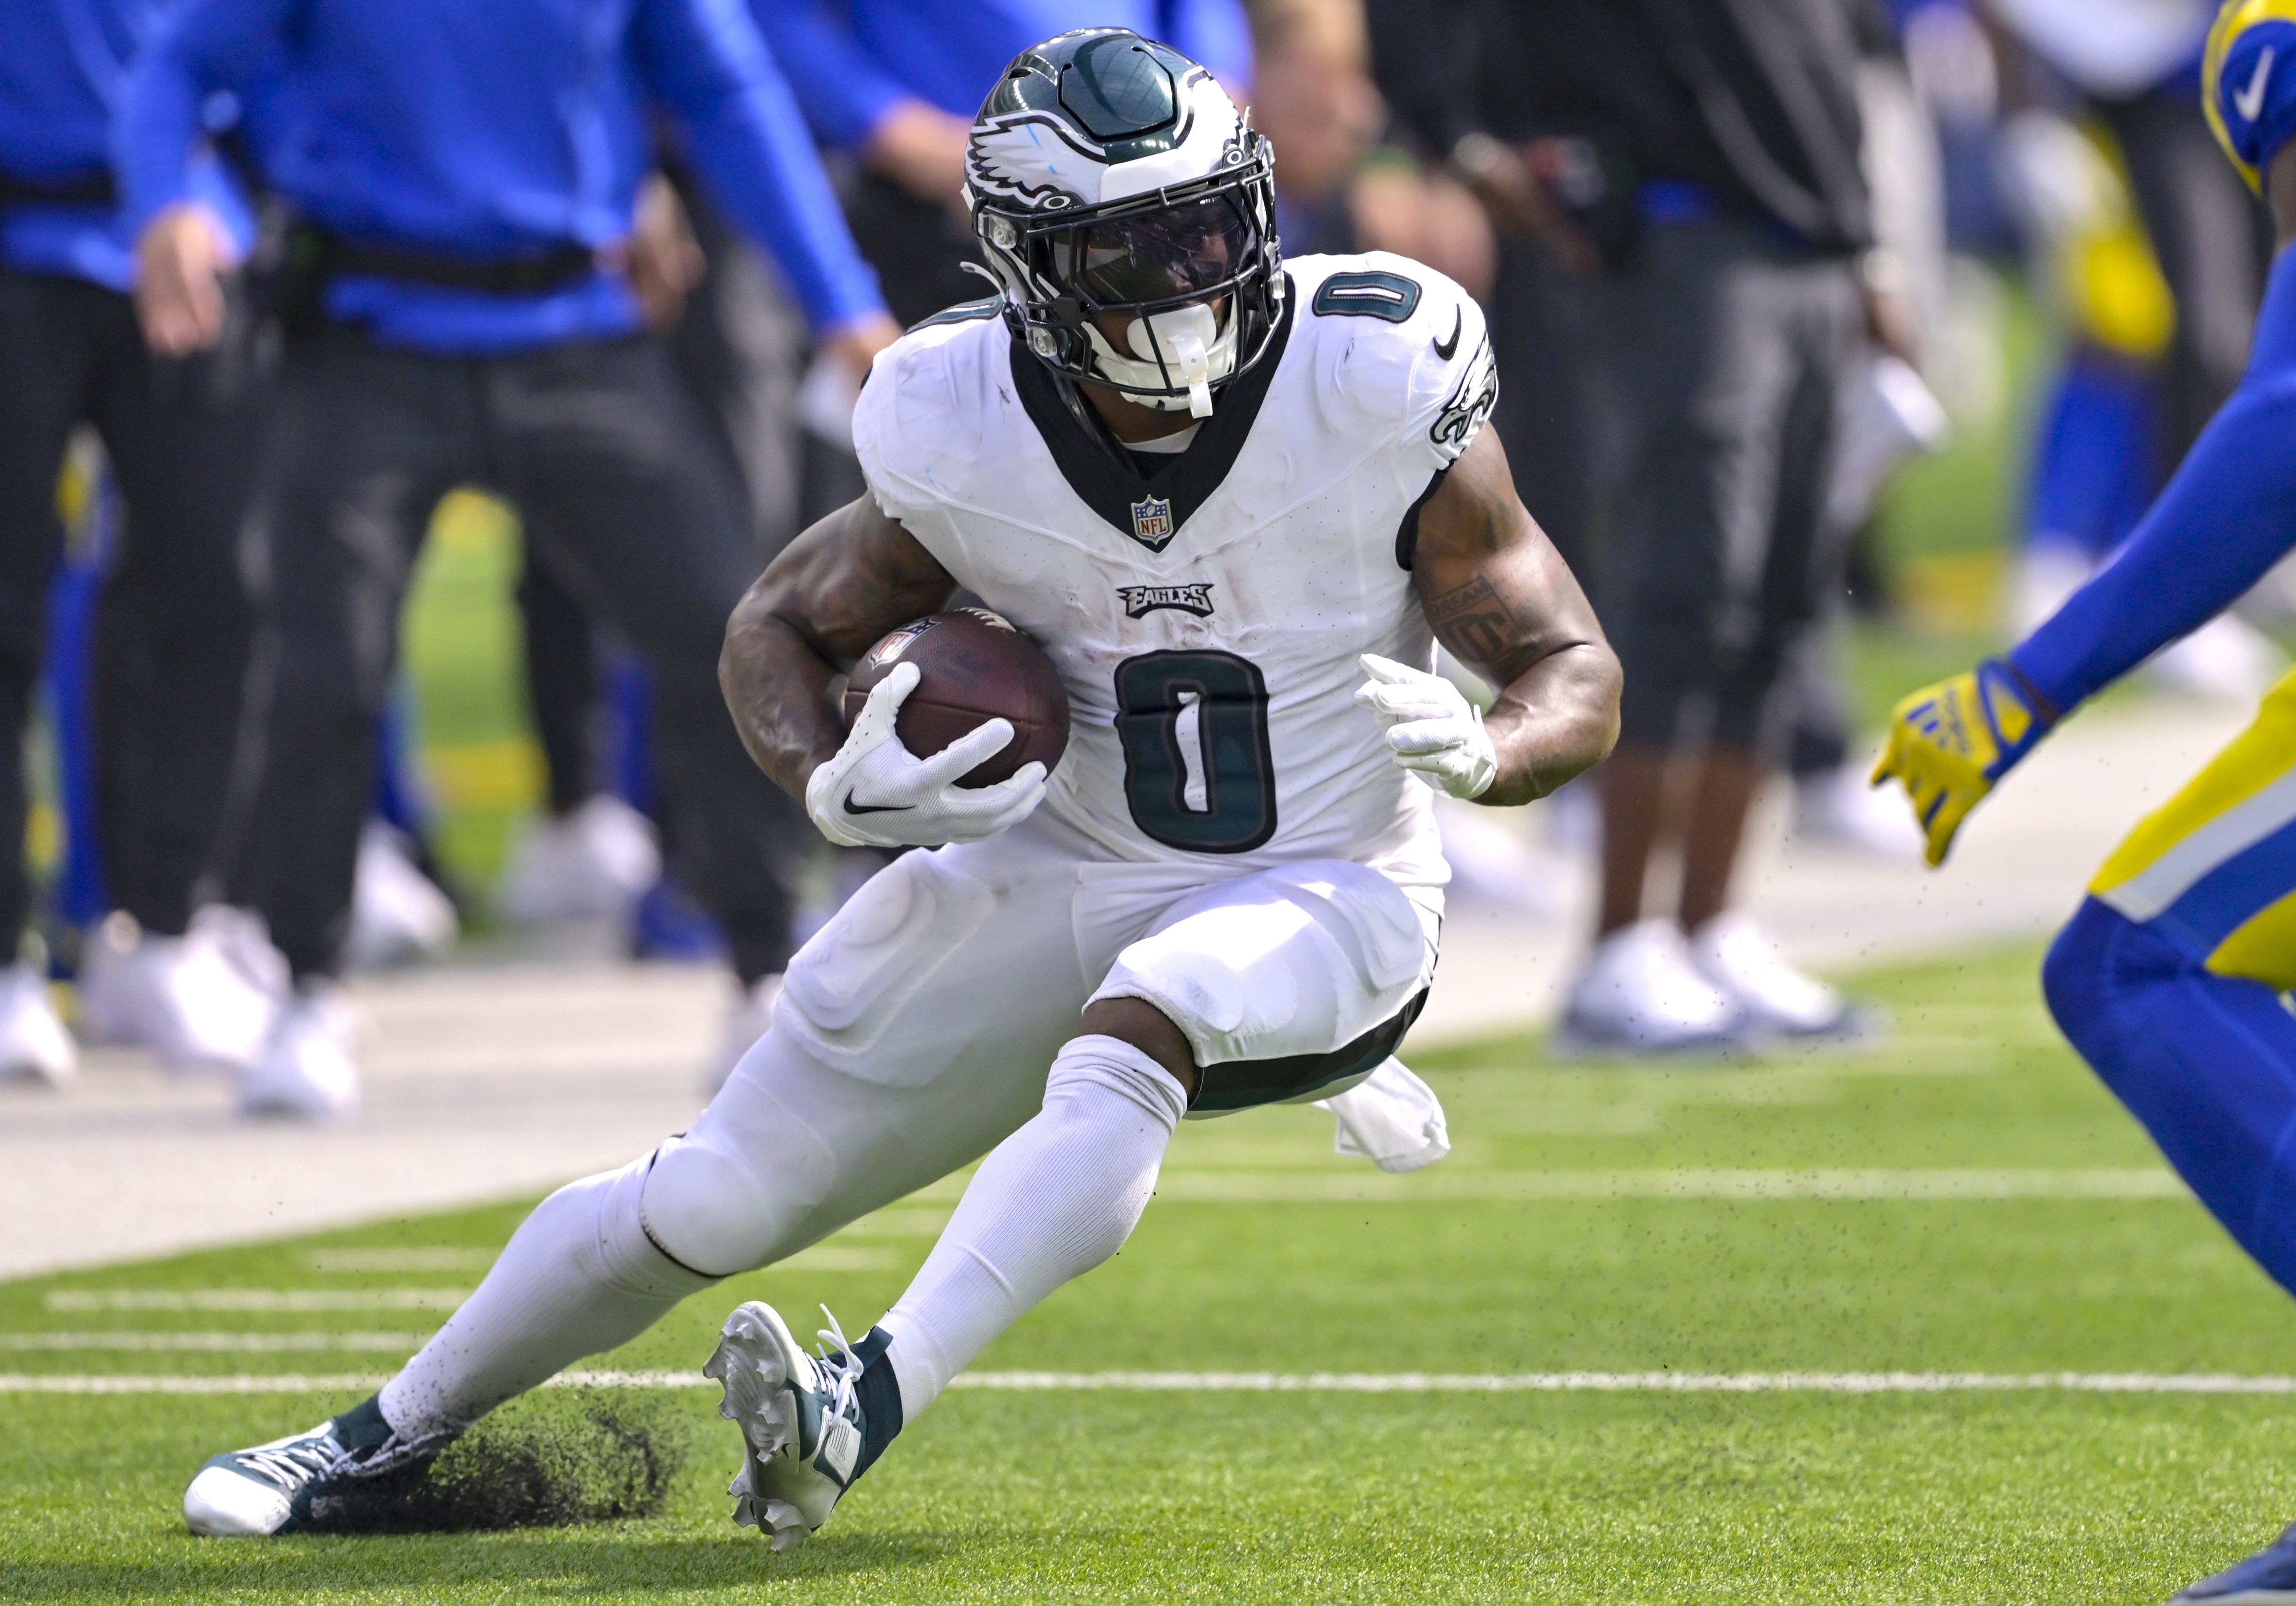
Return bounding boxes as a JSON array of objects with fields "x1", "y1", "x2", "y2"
[
  {"x1": 703, "y1": 1301, "x2": 873, "y2": 1551},
  {"x1": 181, "y1": 1397, "x2": 442, "y2": 1536}
]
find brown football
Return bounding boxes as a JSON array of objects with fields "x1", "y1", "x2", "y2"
[{"x1": 843, "y1": 608, "x2": 1070, "y2": 788}]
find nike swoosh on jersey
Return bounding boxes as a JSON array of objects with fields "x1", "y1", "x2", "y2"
[
  {"x1": 2237, "y1": 46, "x2": 2277, "y2": 123},
  {"x1": 842, "y1": 796, "x2": 913, "y2": 815},
  {"x1": 1432, "y1": 309, "x2": 1463, "y2": 362}
]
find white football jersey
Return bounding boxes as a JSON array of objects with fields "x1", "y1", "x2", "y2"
[{"x1": 850, "y1": 252, "x2": 1499, "y2": 891}]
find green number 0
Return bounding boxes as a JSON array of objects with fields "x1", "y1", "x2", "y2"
[{"x1": 1113, "y1": 651, "x2": 1277, "y2": 853}]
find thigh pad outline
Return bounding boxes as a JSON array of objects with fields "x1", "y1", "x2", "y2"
[
  {"x1": 778, "y1": 848, "x2": 998, "y2": 1056},
  {"x1": 1090, "y1": 859, "x2": 1436, "y2": 1108}
]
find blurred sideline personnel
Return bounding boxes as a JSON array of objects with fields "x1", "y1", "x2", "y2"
[
  {"x1": 758, "y1": 0, "x2": 1251, "y2": 325},
  {"x1": 490, "y1": 171, "x2": 846, "y2": 1001},
  {"x1": 1993, "y1": 0, "x2": 2282, "y2": 701},
  {"x1": 120, "y1": 0, "x2": 901, "y2": 1119},
  {"x1": 1379, "y1": 0, "x2": 1887, "y2": 1051},
  {"x1": 0, "y1": 0, "x2": 272, "y2": 1088},
  {"x1": 174, "y1": 29, "x2": 1621, "y2": 1543},
  {"x1": 1873, "y1": 5, "x2": 2296, "y2": 1597}
]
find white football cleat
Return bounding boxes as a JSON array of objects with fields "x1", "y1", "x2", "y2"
[
  {"x1": 184, "y1": 1397, "x2": 443, "y2": 1536},
  {"x1": 704, "y1": 1301, "x2": 870, "y2": 1551},
  {"x1": 1689, "y1": 913, "x2": 1872, "y2": 1040},
  {"x1": 493, "y1": 795, "x2": 661, "y2": 925},
  {"x1": 75, "y1": 908, "x2": 283, "y2": 1074},
  {"x1": 0, "y1": 964, "x2": 76, "y2": 1086},
  {"x1": 238, "y1": 982, "x2": 359, "y2": 1121},
  {"x1": 702, "y1": 974, "x2": 782, "y2": 1096},
  {"x1": 344, "y1": 823, "x2": 457, "y2": 969},
  {"x1": 1556, "y1": 920, "x2": 1747, "y2": 1055}
]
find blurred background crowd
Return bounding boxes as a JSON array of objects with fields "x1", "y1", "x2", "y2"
[{"x1": 0, "y1": 0, "x2": 2277, "y2": 1115}]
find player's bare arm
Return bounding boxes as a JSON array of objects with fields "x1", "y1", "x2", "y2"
[
  {"x1": 719, "y1": 496, "x2": 957, "y2": 798},
  {"x1": 1409, "y1": 427, "x2": 1622, "y2": 807}
]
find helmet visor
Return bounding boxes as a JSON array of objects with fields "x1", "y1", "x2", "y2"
[{"x1": 1049, "y1": 192, "x2": 1258, "y2": 309}]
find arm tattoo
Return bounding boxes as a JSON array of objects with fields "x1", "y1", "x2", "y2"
[{"x1": 1423, "y1": 574, "x2": 1526, "y2": 664}]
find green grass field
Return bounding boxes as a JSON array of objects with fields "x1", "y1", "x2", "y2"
[{"x1": 8, "y1": 945, "x2": 2296, "y2": 1603}]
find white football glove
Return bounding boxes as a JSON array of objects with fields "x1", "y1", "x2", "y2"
[
  {"x1": 805, "y1": 661, "x2": 1049, "y2": 849},
  {"x1": 1353, "y1": 653, "x2": 1498, "y2": 801}
]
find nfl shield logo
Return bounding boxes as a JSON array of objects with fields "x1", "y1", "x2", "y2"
[{"x1": 1129, "y1": 494, "x2": 1175, "y2": 549}]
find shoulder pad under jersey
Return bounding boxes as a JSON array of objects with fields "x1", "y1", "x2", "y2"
[{"x1": 1291, "y1": 252, "x2": 1497, "y2": 474}]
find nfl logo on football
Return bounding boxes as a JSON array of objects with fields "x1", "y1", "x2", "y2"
[{"x1": 1129, "y1": 494, "x2": 1174, "y2": 549}]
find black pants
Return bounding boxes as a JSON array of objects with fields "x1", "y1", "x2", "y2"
[
  {"x1": 837, "y1": 168, "x2": 981, "y2": 327},
  {"x1": 1487, "y1": 233, "x2": 1608, "y2": 577},
  {"x1": 0, "y1": 269, "x2": 257, "y2": 944},
  {"x1": 518, "y1": 187, "x2": 814, "y2": 834},
  {"x1": 2096, "y1": 86, "x2": 2273, "y2": 477},
  {"x1": 515, "y1": 550, "x2": 603, "y2": 818},
  {"x1": 1595, "y1": 218, "x2": 1862, "y2": 758},
  {"x1": 223, "y1": 327, "x2": 802, "y2": 983}
]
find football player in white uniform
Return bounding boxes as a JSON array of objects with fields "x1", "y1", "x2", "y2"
[{"x1": 178, "y1": 29, "x2": 1621, "y2": 1547}]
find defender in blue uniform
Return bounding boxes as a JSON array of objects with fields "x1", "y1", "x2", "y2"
[{"x1": 1874, "y1": 5, "x2": 2296, "y2": 1596}]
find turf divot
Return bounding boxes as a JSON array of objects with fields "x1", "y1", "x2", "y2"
[{"x1": 304, "y1": 1389, "x2": 689, "y2": 1532}]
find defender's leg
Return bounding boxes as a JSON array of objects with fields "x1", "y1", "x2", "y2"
[
  {"x1": 2043, "y1": 672, "x2": 2296, "y2": 1293},
  {"x1": 2045, "y1": 898, "x2": 2296, "y2": 1291},
  {"x1": 2049, "y1": 676, "x2": 2296, "y2": 1602}
]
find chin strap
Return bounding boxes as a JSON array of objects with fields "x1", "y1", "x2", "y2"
[
  {"x1": 1166, "y1": 330, "x2": 1215, "y2": 418},
  {"x1": 1084, "y1": 302, "x2": 1234, "y2": 418}
]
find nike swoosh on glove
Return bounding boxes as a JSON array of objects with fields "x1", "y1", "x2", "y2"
[
  {"x1": 805, "y1": 661, "x2": 1049, "y2": 849},
  {"x1": 1353, "y1": 653, "x2": 1498, "y2": 800},
  {"x1": 1870, "y1": 657, "x2": 2053, "y2": 867}
]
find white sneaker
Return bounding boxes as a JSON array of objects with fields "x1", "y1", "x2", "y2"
[
  {"x1": 1792, "y1": 764, "x2": 1926, "y2": 858},
  {"x1": 345, "y1": 824, "x2": 457, "y2": 969},
  {"x1": 493, "y1": 795, "x2": 661, "y2": 925},
  {"x1": 2146, "y1": 613, "x2": 2287, "y2": 705},
  {"x1": 239, "y1": 982, "x2": 359, "y2": 1121},
  {"x1": 0, "y1": 965, "x2": 76, "y2": 1086},
  {"x1": 1689, "y1": 913, "x2": 1871, "y2": 1039},
  {"x1": 703, "y1": 974, "x2": 783, "y2": 1096},
  {"x1": 1557, "y1": 920, "x2": 1746, "y2": 1055},
  {"x1": 76, "y1": 909, "x2": 283, "y2": 1074}
]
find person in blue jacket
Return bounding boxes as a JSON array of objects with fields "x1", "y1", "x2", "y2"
[
  {"x1": 0, "y1": 0, "x2": 276, "y2": 1090},
  {"x1": 120, "y1": 0, "x2": 900, "y2": 1120},
  {"x1": 1873, "y1": 4, "x2": 2296, "y2": 1597},
  {"x1": 757, "y1": 0, "x2": 1251, "y2": 322}
]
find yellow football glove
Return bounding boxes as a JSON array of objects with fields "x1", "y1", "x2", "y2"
[{"x1": 1870, "y1": 658, "x2": 2054, "y2": 867}]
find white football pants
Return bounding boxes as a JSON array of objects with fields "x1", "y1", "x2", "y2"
[{"x1": 382, "y1": 814, "x2": 1437, "y2": 1440}]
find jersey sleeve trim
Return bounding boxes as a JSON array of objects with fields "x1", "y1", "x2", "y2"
[{"x1": 1394, "y1": 466, "x2": 1452, "y2": 572}]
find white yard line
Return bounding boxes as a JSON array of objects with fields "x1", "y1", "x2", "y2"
[
  {"x1": 306, "y1": 1250, "x2": 495, "y2": 1274},
  {"x1": 43, "y1": 1290, "x2": 469, "y2": 1313},
  {"x1": 11, "y1": 1370, "x2": 2296, "y2": 1396},
  {"x1": 0, "y1": 1333, "x2": 427, "y2": 1353},
  {"x1": 1149, "y1": 1168, "x2": 2188, "y2": 1201}
]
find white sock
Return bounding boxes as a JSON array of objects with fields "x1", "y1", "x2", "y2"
[
  {"x1": 379, "y1": 1154, "x2": 718, "y2": 1439},
  {"x1": 876, "y1": 1035, "x2": 1186, "y2": 1426}
]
